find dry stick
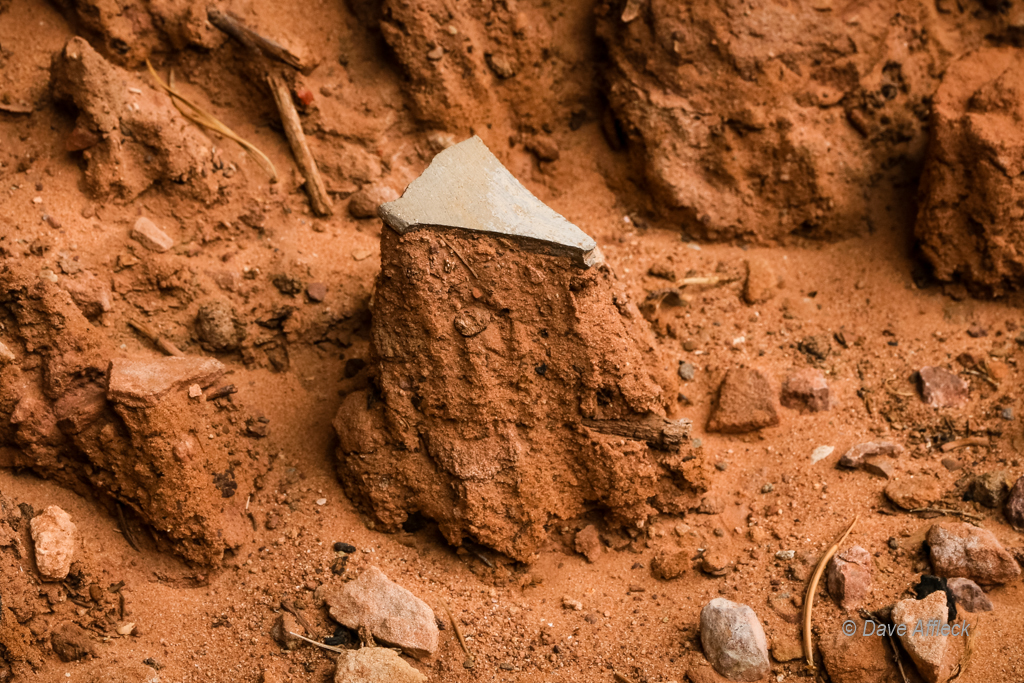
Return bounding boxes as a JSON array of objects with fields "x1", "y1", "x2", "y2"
[
  {"x1": 127, "y1": 319, "x2": 184, "y2": 357},
  {"x1": 286, "y1": 631, "x2": 344, "y2": 654},
  {"x1": 941, "y1": 436, "x2": 990, "y2": 452},
  {"x1": 803, "y1": 515, "x2": 859, "y2": 668},
  {"x1": 886, "y1": 632, "x2": 910, "y2": 683},
  {"x1": 267, "y1": 72, "x2": 333, "y2": 216},
  {"x1": 908, "y1": 507, "x2": 984, "y2": 522},
  {"x1": 677, "y1": 276, "x2": 737, "y2": 288},
  {"x1": 206, "y1": 6, "x2": 305, "y2": 70},
  {"x1": 443, "y1": 603, "x2": 475, "y2": 669},
  {"x1": 145, "y1": 61, "x2": 278, "y2": 182}
]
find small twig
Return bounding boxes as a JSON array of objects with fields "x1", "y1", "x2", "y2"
[
  {"x1": 963, "y1": 368, "x2": 998, "y2": 389},
  {"x1": 439, "y1": 236, "x2": 479, "y2": 279},
  {"x1": 127, "y1": 319, "x2": 184, "y2": 357},
  {"x1": 443, "y1": 603, "x2": 475, "y2": 669},
  {"x1": 941, "y1": 436, "x2": 989, "y2": 452},
  {"x1": 145, "y1": 60, "x2": 278, "y2": 182},
  {"x1": 207, "y1": 384, "x2": 238, "y2": 400},
  {"x1": 676, "y1": 276, "x2": 737, "y2": 288},
  {"x1": 267, "y1": 72, "x2": 333, "y2": 216},
  {"x1": 286, "y1": 631, "x2": 344, "y2": 653},
  {"x1": 116, "y1": 504, "x2": 140, "y2": 552},
  {"x1": 206, "y1": 6, "x2": 305, "y2": 70},
  {"x1": 613, "y1": 673, "x2": 635, "y2": 683},
  {"x1": 908, "y1": 507, "x2": 984, "y2": 522},
  {"x1": 803, "y1": 515, "x2": 859, "y2": 668},
  {"x1": 888, "y1": 632, "x2": 909, "y2": 683}
]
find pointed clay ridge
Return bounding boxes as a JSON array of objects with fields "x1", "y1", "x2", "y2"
[{"x1": 378, "y1": 136, "x2": 602, "y2": 268}]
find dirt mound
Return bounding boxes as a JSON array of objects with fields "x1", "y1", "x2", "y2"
[
  {"x1": 595, "y1": 0, "x2": 1003, "y2": 242},
  {"x1": 334, "y1": 140, "x2": 706, "y2": 562},
  {"x1": 0, "y1": 264, "x2": 266, "y2": 565},
  {"x1": 51, "y1": 36, "x2": 220, "y2": 202},
  {"x1": 915, "y1": 47, "x2": 1024, "y2": 295}
]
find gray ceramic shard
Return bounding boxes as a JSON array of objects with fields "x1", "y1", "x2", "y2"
[{"x1": 378, "y1": 136, "x2": 602, "y2": 268}]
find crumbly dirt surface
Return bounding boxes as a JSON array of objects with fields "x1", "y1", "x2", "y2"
[{"x1": 1, "y1": 1, "x2": 1024, "y2": 682}]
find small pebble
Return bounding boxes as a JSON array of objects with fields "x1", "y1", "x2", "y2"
[
  {"x1": 775, "y1": 550, "x2": 795, "y2": 561},
  {"x1": 315, "y1": 498, "x2": 327, "y2": 506},
  {"x1": 761, "y1": 483, "x2": 773, "y2": 493},
  {"x1": 334, "y1": 541, "x2": 356, "y2": 553}
]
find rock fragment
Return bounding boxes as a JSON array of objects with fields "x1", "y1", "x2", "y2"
[
  {"x1": 349, "y1": 184, "x2": 399, "y2": 219},
  {"x1": 324, "y1": 566, "x2": 438, "y2": 659},
  {"x1": 1006, "y1": 475, "x2": 1024, "y2": 530},
  {"x1": 707, "y1": 368, "x2": 779, "y2": 433},
  {"x1": 946, "y1": 577, "x2": 993, "y2": 613},
  {"x1": 131, "y1": 217, "x2": 175, "y2": 253},
  {"x1": 825, "y1": 546, "x2": 872, "y2": 610},
  {"x1": 819, "y1": 617, "x2": 898, "y2": 683},
  {"x1": 377, "y1": 136, "x2": 601, "y2": 268},
  {"x1": 195, "y1": 299, "x2": 246, "y2": 352},
  {"x1": 917, "y1": 367, "x2": 968, "y2": 408},
  {"x1": 968, "y1": 471, "x2": 1008, "y2": 508},
  {"x1": 838, "y1": 441, "x2": 903, "y2": 469},
  {"x1": 107, "y1": 356, "x2": 225, "y2": 408},
  {"x1": 306, "y1": 282, "x2": 327, "y2": 302},
  {"x1": 64, "y1": 271, "x2": 113, "y2": 319},
  {"x1": 743, "y1": 257, "x2": 775, "y2": 305},
  {"x1": 334, "y1": 647, "x2": 427, "y2": 683},
  {"x1": 699, "y1": 598, "x2": 770, "y2": 682},
  {"x1": 884, "y1": 475, "x2": 943, "y2": 510},
  {"x1": 29, "y1": 506, "x2": 77, "y2": 580},
  {"x1": 770, "y1": 632, "x2": 803, "y2": 663},
  {"x1": 780, "y1": 367, "x2": 832, "y2": 412},
  {"x1": 270, "y1": 612, "x2": 304, "y2": 650},
  {"x1": 51, "y1": 622, "x2": 98, "y2": 661},
  {"x1": 651, "y1": 551, "x2": 688, "y2": 580},
  {"x1": 574, "y1": 525, "x2": 602, "y2": 563},
  {"x1": 891, "y1": 591, "x2": 950, "y2": 683},
  {"x1": 453, "y1": 307, "x2": 490, "y2": 337},
  {"x1": 927, "y1": 522, "x2": 1021, "y2": 584}
]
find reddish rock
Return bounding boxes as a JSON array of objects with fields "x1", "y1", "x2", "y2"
[
  {"x1": 743, "y1": 257, "x2": 776, "y2": 305},
  {"x1": 862, "y1": 456, "x2": 895, "y2": 479},
  {"x1": 917, "y1": 367, "x2": 968, "y2": 408},
  {"x1": 820, "y1": 617, "x2": 898, "y2": 683},
  {"x1": 30, "y1": 506, "x2": 77, "y2": 580},
  {"x1": 651, "y1": 551, "x2": 689, "y2": 580},
  {"x1": 826, "y1": 546, "x2": 872, "y2": 610},
  {"x1": 51, "y1": 622, "x2": 98, "y2": 662},
  {"x1": 349, "y1": 184, "x2": 399, "y2": 219},
  {"x1": 927, "y1": 522, "x2": 1021, "y2": 584},
  {"x1": 131, "y1": 216, "x2": 174, "y2": 253},
  {"x1": 306, "y1": 282, "x2": 327, "y2": 302},
  {"x1": 884, "y1": 475, "x2": 943, "y2": 510},
  {"x1": 946, "y1": 577, "x2": 993, "y2": 613},
  {"x1": 270, "y1": 612, "x2": 304, "y2": 650},
  {"x1": 770, "y1": 631, "x2": 803, "y2": 663},
  {"x1": 892, "y1": 591, "x2": 950, "y2": 683},
  {"x1": 780, "y1": 368, "x2": 832, "y2": 412},
  {"x1": 324, "y1": 566, "x2": 438, "y2": 659},
  {"x1": 699, "y1": 598, "x2": 770, "y2": 682},
  {"x1": 707, "y1": 368, "x2": 779, "y2": 433},
  {"x1": 575, "y1": 524, "x2": 603, "y2": 563},
  {"x1": 1006, "y1": 475, "x2": 1024, "y2": 531},
  {"x1": 195, "y1": 299, "x2": 246, "y2": 352},
  {"x1": 838, "y1": 441, "x2": 903, "y2": 469},
  {"x1": 64, "y1": 271, "x2": 113, "y2": 320},
  {"x1": 107, "y1": 356, "x2": 225, "y2": 408}
]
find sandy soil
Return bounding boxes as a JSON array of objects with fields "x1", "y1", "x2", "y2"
[{"x1": 1, "y1": 1, "x2": 1023, "y2": 682}]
